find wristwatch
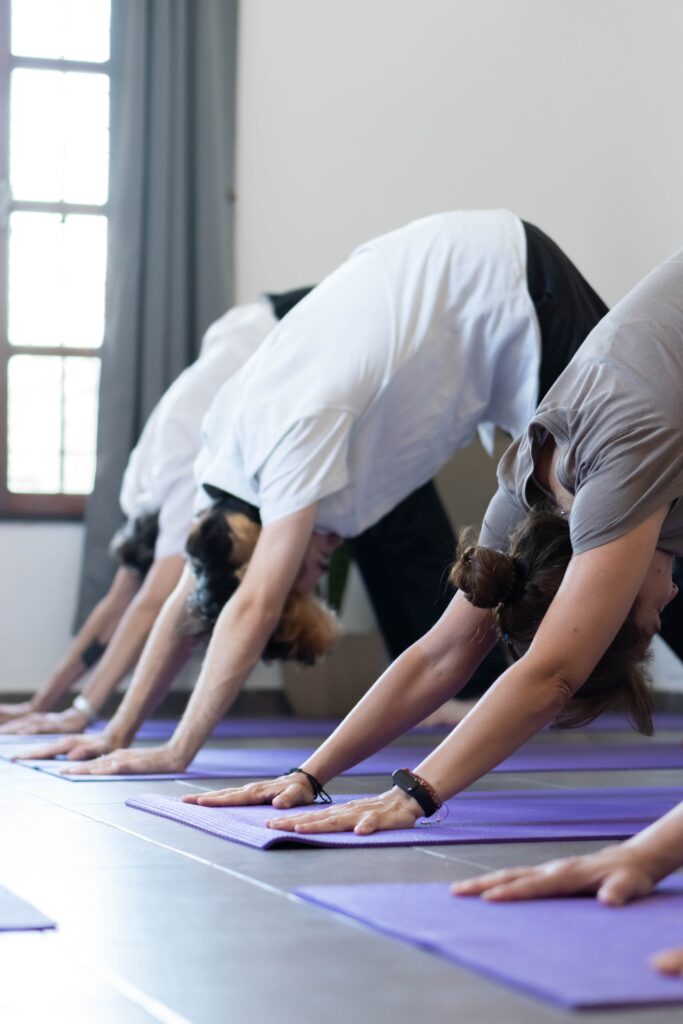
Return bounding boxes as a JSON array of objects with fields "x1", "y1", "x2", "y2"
[{"x1": 391, "y1": 768, "x2": 439, "y2": 818}]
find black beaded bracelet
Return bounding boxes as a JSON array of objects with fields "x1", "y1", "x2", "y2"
[{"x1": 285, "y1": 768, "x2": 332, "y2": 803}]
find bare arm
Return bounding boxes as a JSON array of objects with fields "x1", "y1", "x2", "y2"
[
  {"x1": 56, "y1": 505, "x2": 319, "y2": 774},
  {"x1": 185, "y1": 587, "x2": 496, "y2": 808},
  {"x1": 0, "y1": 566, "x2": 140, "y2": 724},
  {"x1": 406, "y1": 508, "x2": 668, "y2": 802},
  {"x1": 3, "y1": 556, "x2": 184, "y2": 735},
  {"x1": 26, "y1": 565, "x2": 197, "y2": 762},
  {"x1": 196, "y1": 509, "x2": 667, "y2": 831}
]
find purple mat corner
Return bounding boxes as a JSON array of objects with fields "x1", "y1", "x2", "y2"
[
  {"x1": 0, "y1": 884, "x2": 55, "y2": 932},
  {"x1": 295, "y1": 878, "x2": 683, "y2": 1009},
  {"x1": 125, "y1": 786, "x2": 683, "y2": 850}
]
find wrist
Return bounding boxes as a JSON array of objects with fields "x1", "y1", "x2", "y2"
[
  {"x1": 166, "y1": 734, "x2": 197, "y2": 765},
  {"x1": 103, "y1": 722, "x2": 131, "y2": 748},
  {"x1": 389, "y1": 786, "x2": 424, "y2": 821},
  {"x1": 72, "y1": 693, "x2": 98, "y2": 723},
  {"x1": 624, "y1": 837, "x2": 676, "y2": 885},
  {"x1": 391, "y1": 768, "x2": 443, "y2": 818}
]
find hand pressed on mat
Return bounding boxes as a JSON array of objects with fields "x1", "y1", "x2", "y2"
[
  {"x1": 0, "y1": 700, "x2": 35, "y2": 725},
  {"x1": 452, "y1": 846, "x2": 657, "y2": 905},
  {"x1": 59, "y1": 744, "x2": 184, "y2": 776},
  {"x1": 265, "y1": 788, "x2": 422, "y2": 835},
  {"x1": 182, "y1": 775, "x2": 316, "y2": 809},
  {"x1": 13, "y1": 732, "x2": 114, "y2": 761},
  {"x1": 0, "y1": 708, "x2": 88, "y2": 736}
]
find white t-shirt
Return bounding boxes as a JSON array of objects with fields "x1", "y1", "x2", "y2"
[
  {"x1": 120, "y1": 300, "x2": 277, "y2": 558},
  {"x1": 196, "y1": 210, "x2": 541, "y2": 537}
]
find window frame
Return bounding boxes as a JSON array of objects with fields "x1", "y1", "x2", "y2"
[{"x1": 0, "y1": 0, "x2": 111, "y2": 520}]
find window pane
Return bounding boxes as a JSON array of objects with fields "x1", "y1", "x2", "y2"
[
  {"x1": 62, "y1": 357, "x2": 100, "y2": 493},
  {"x1": 11, "y1": 0, "x2": 111, "y2": 63},
  {"x1": 63, "y1": 216, "x2": 107, "y2": 347},
  {"x1": 7, "y1": 355, "x2": 62, "y2": 493},
  {"x1": 8, "y1": 211, "x2": 62, "y2": 346},
  {"x1": 7, "y1": 355, "x2": 100, "y2": 494},
  {"x1": 8, "y1": 211, "x2": 107, "y2": 348},
  {"x1": 10, "y1": 69, "x2": 110, "y2": 204}
]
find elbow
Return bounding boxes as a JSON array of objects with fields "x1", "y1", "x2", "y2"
[
  {"x1": 516, "y1": 657, "x2": 576, "y2": 720},
  {"x1": 543, "y1": 671, "x2": 575, "y2": 716}
]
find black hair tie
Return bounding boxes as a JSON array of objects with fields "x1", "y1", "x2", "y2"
[{"x1": 285, "y1": 768, "x2": 332, "y2": 803}]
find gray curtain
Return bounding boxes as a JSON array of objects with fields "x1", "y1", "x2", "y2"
[{"x1": 75, "y1": 0, "x2": 237, "y2": 625}]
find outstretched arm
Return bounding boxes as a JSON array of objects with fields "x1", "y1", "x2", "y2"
[
  {"x1": 0, "y1": 566, "x2": 140, "y2": 725},
  {"x1": 26, "y1": 564, "x2": 197, "y2": 763},
  {"x1": 53, "y1": 505, "x2": 320, "y2": 775},
  {"x1": 193, "y1": 509, "x2": 667, "y2": 832},
  {"x1": 2, "y1": 556, "x2": 184, "y2": 736}
]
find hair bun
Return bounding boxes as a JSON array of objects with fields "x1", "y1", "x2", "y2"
[{"x1": 449, "y1": 537, "x2": 521, "y2": 609}]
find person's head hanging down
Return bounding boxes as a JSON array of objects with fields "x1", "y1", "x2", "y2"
[
  {"x1": 109, "y1": 511, "x2": 160, "y2": 579},
  {"x1": 184, "y1": 492, "x2": 340, "y2": 664},
  {"x1": 451, "y1": 507, "x2": 656, "y2": 734}
]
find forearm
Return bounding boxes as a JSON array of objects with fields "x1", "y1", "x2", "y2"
[
  {"x1": 168, "y1": 597, "x2": 281, "y2": 764},
  {"x1": 625, "y1": 802, "x2": 683, "y2": 882},
  {"x1": 79, "y1": 556, "x2": 184, "y2": 716},
  {"x1": 32, "y1": 570, "x2": 140, "y2": 711},
  {"x1": 102, "y1": 574, "x2": 195, "y2": 746},
  {"x1": 304, "y1": 601, "x2": 495, "y2": 784},
  {"x1": 79, "y1": 600, "x2": 164, "y2": 714},
  {"x1": 408, "y1": 660, "x2": 570, "y2": 799}
]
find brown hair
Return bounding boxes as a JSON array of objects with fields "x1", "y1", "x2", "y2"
[
  {"x1": 449, "y1": 507, "x2": 653, "y2": 734},
  {"x1": 184, "y1": 495, "x2": 339, "y2": 664}
]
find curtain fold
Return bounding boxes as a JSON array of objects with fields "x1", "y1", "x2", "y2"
[{"x1": 75, "y1": 0, "x2": 237, "y2": 625}]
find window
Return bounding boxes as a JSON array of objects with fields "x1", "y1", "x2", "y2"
[{"x1": 0, "y1": 0, "x2": 111, "y2": 517}]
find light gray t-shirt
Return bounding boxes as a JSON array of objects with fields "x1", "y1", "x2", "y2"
[{"x1": 480, "y1": 247, "x2": 683, "y2": 556}]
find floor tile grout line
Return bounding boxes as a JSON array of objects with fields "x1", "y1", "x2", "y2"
[
  {"x1": 58, "y1": 938, "x2": 194, "y2": 1024},
  {"x1": 57, "y1": 801, "x2": 305, "y2": 901}
]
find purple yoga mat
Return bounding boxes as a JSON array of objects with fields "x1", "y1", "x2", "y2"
[
  {"x1": 0, "y1": 885, "x2": 55, "y2": 932},
  {"x1": 296, "y1": 878, "x2": 683, "y2": 1009},
  {"x1": 17, "y1": 740, "x2": 683, "y2": 782},
  {"x1": 125, "y1": 786, "x2": 683, "y2": 849},
  {"x1": 1, "y1": 710, "x2": 680, "y2": 747}
]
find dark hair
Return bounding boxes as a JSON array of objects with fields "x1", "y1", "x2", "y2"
[
  {"x1": 184, "y1": 495, "x2": 338, "y2": 664},
  {"x1": 450, "y1": 507, "x2": 654, "y2": 734},
  {"x1": 110, "y1": 511, "x2": 160, "y2": 578}
]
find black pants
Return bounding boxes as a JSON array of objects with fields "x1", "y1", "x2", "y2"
[
  {"x1": 350, "y1": 225, "x2": 609, "y2": 696},
  {"x1": 522, "y1": 221, "x2": 609, "y2": 401}
]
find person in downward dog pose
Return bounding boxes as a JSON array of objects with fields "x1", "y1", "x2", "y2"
[
  {"x1": 167, "y1": 246, "x2": 682, "y2": 842},
  {"x1": 24, "y1": 209, "x2": 607, "y2": 774},
  {"x1": 0, "y1": 290, "x2": 311, "y2": 736}
]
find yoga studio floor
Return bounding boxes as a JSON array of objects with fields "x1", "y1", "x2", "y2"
[{"x1": 1, "y1": 718, "x2": 682, "y2": 1022}]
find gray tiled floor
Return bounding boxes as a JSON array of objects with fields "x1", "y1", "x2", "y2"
[{"x1": 0, "y1": 728, "x2": 681, "y2": 1022}]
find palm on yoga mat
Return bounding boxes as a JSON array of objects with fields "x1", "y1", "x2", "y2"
[
  {"x1": 452, "y1": 796, "x2": 683, "y2": 978},
  {"x1": 296, "y1": 879, "x2": 683, "y2": 1009}
]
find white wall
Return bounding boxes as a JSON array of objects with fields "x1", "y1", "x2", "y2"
[
  {"x1": 0, "y1": 523, "x2": 83, "y2": 691},
  {"x1": 3, "y1": 0, "x2": 683, "y2": 692},
  {"x1": 234, "y1": 0, "x2": 683, "y2": 306}
]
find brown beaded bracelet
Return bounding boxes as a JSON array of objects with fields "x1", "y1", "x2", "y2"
[
  {"x1": 409, "y1": 770, "x2": 443, "y2": 811},
  {"x1": 391, "y1": 767, "x2": 443, "y2": 818}
]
